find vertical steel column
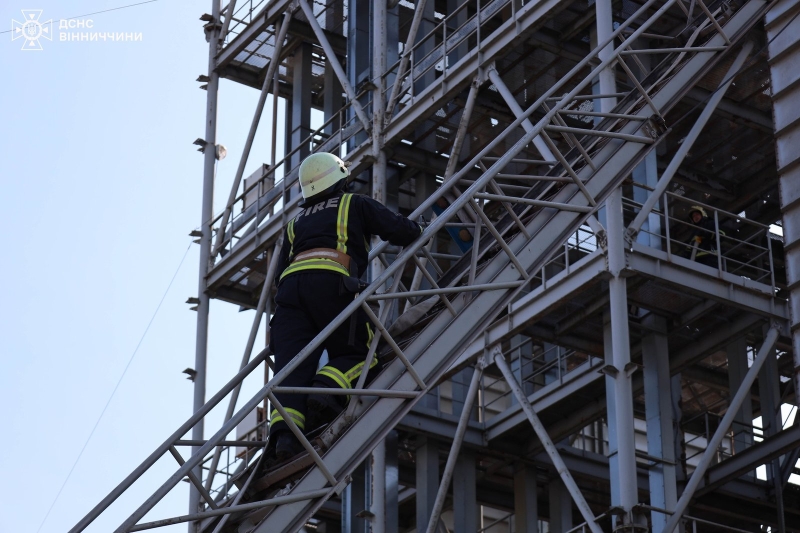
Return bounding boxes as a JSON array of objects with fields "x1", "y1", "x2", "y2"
[
  {"x1": 412, "y1": 0, "x2": 437, "y2": 171},
  {"x1": 514, "y1": 463, "x2": 539, "y2": 533},
  {"x1": 595, "y1": 0, "x2": 617, "y2": 114},
  {"x1": 369, "y1": 7, "x2": 389, "y2": 522},
  {"x1": 385, "y1": 431, "x2": 400, "y2": 533},
  {"x1": 372, "y1": 0, "x2": 387, "y2": 281},
  {"x1": 290, "y1": 42, "x2": 313, "y2": 170},
  {"x1": 758, "y1": 325, "x2": 786, "y2": 533},
  {"x1": 190, "y1": 0, "x2": 221, "y2": 527},
  {"x1": 595, "y1": 2, "x2": 628, "y2": 519},
  {"x1": 602, "y1": 311, "x2": 621, "y2": 508},
  {"x1": 663, "y1": 327, "x2": 780, "y2": 533},
  {"x1": 343, "y1": 461, "x2": 368, "y2": 533},
  {"x1": 671, "y1": 374, "x2": 686, "y2": 484},
  {"x1": 346, "y1": 0, "x2": 371, "y2": 149},
  {"x1": 605, "y1": 187, "x2": 643, "y2": 528},
  {"x1": 416, "y1": 436, "x2": 439, "y2": 532},
  {"x1": 628, "y1": 40, "x2": 660, "y2": 249},
  {"x1": 454, "y1": 452, "x2": 478, "y2": 533},
  {"x1": 371, "y1": 433, "x2": 387, "y2": 533},
  {"x1": 548, "y1": 478, "x2": 573, "y2": 533},
  {"x1": 323, "y1": 1, "x2": 344, "y2": 137},
  {"x1": 766, "y1": 0, "x2": 800, "y2": 411},
  {"x1": 641, "y1": 315, "x2": 677, "y2": 533},
  {"x1": 726, "y1": 337, "x2": 753, "y2": 455}
]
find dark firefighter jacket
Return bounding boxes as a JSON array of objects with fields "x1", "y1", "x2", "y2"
[
  {"x1": 690, "y1": 215, "x2": 722, "y2": 257},
  {"x1": 276, "y1": 190, "x2": 423, "y2": 282}
]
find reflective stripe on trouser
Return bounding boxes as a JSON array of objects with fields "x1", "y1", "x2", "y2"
[
  {"x1": 268, "y1": 271, "x2": 383, "y2": 436},
  {"x1": 314, "y1": 324, "x2": 379, "y2": 404},
  {"x1": 270, "y1": 408, "x2": 305, "y2": 431},
  {"x1": 315, "y1": 323, "x2": 376, "y2": 390}
]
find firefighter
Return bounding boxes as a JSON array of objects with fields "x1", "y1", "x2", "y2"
[
  {"x1": 687, "y1": 205, "x2": 722, "y2": 268},
  {"x1": 264, "y1": 152, "x2": 423, "y2": 467}
]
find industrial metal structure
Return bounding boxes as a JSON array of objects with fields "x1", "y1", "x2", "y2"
[{"x1": 71, "y1": 0, "x2": 800, "y2": 531}]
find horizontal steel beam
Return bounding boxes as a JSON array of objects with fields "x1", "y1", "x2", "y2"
[
  {"x1": 399, "y1": 407, "x2": 485, "y2": 447},
  {"x1": 216, "y1": 0, "x2": 292, "y2": 69},
  {"x1": 695, "y1": 424, "x2": 800, "y2": 496},
  {"x1": 128, "y1": 489, "x2": 330, "y2": 531},
  {"x1": 454, "y1": 251, "x2": 607, "y2": 369},
  {"x1": 628, "y1": 243, "x2": 790, "y2": 322},
  {"x1": 380, "y1": 0, "x2": 568, "y2": 145},
  {"x1": 486, "y1": 356, "x2": 605, "y2": 440}
]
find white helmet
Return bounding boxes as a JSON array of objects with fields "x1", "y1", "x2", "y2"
[{"x1": 299, "y1": 153, "x2": 349, "y2": 200}]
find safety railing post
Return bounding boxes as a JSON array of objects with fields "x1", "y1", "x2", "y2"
[
  {"x1": 714, "y1": 209, "x2": 723, "y2": 276},
  {"x1": 767, "y1": 229, "x2": 776, "y2": 293}
]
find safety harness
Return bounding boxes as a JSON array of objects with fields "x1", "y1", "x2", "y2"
[{"x1": 280, "y1": 193, "x2": 368, "y2": 346}]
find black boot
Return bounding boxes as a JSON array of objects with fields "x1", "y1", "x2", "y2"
[
  {"x1": 307, "y1": 385, "x2": 346, "y2": 430},
  {"x1": 275, "y1": 432, "x2": 304, "y2": 462},
  {"x1": 262, "y1": 432, "x2": 304, "y2": 471}
]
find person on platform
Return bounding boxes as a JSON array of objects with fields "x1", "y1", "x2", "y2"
[{"x1": 687, "y1": 205, "x2": 722, "y2": 268}]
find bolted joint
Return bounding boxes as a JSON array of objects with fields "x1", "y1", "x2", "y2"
[
  {"x1": 624, "y1": 226, "x2": 637, "y2": 246},
  {"x1": 610, "y1": 507, "x2": 649, "y2": 533},
  {"x1": 623, "y1": 361, "x2": 639, "y2": 377},
  {"x1": 599, "y1": 364, "x2": 618, "y2": 378},
  {"x1": 613, "y1": 524, "x2": 649, "y2": 533},
  {"x1": 333, "y1": 475, "x2": 351, "y2": 496},
  {"x1": 595, "y1": 229, "x2": 608, "y2": 251},
  {"x1": 642, "y1": 114, "x2": 668, "y2": 140}
]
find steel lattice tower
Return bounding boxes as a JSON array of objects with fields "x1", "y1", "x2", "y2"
[{"x1": 70, "y1": 0, "x2": 800, "y2": 532}]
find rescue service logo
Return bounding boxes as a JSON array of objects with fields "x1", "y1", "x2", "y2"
[
  {"x1": 11, "y1": 9, "x2": 53, "y2": 51},
  {"x1": 10, "y1": 9, "x2": 143, "y2": 50}
]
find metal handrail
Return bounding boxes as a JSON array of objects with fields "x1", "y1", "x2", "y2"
[
  {"x1": 621, "y1": 188, "x2": 779, "y2": 291},
  {"x1": 385, "y1": 0, "x2": 511, "y2": 114}
]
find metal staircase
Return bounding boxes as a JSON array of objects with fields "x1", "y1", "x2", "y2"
[{"x1": 68, "y1": 0, "x2": 774, "y2": 531}]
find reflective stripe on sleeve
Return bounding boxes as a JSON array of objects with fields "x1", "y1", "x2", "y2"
[
  {"x1": 365, "y1": 322, "x2": 374, "y2": 351},
  {"x1": 288, "y1": 219, "x2": 296, "y2": 259},
  {"x1": 336, "y1": 193, "x2": 352, "y2": 254}
]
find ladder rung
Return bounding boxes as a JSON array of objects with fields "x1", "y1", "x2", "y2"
[
  {"x1": 474, "y1": 193, "x2": 593, "y2": 213},
  {"x1": 272, "y1": 387, "x2": 419, "y2": 399},
  {"x1": 493, "y1": 174, "x2": 574, "y2": 182},
  {"x1": 619, "y1": 46, "x2": 727, "y2": 54},
  {"x1": 543, "y1": 125, "x2": 655, "y2": 143}
]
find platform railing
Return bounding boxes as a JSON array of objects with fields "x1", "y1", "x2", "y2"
[
  {"x1": 212, "y1": 101, "x2": 364, "y2": 258},
  {"x1": 384, "y1": 0, "x2": 513, "y2": 116},
  {"x1": 479, "y1": 342, "x2": 598, "y2": 422},
  {"x1": 623, "y1": 184, "x2": 781, "y2": 294},
  {"x1": 222, "y1": 0, "x2": 270, "y2": 44}
]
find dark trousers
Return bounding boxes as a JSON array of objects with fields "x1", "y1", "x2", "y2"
[{"x1": 268, "y1": 271, "x2": 380, "y2": 436}]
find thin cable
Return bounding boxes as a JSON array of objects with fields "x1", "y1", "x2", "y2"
[
  {"x1": 35, "y1": 242, "x2": 193, "y2": 533},
  {"x1": 2, "y1": 0, "x2": 159, "y2": 34}
]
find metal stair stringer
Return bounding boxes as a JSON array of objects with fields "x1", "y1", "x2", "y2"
[{"x1": 245, "y1": 6, "x2": 770, "y2": 531}]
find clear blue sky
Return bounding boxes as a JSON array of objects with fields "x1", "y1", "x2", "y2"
[{"x1": 1, "y1": 1, "x2": 281, "y2": 531}]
